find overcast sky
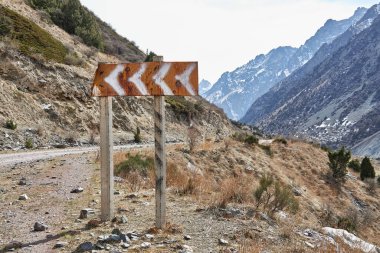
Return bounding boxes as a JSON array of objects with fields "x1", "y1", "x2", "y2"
[{"x1": 80, "y1": 0, "x2": 379, "y2": 84}]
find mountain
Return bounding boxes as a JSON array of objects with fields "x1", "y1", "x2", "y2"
[
  {"x1": 242, "y1": 4, "x2": 380, "y2": 157},
  {"x1": 203, "y1": 8, "x2": 367, "y2": 121},
  {"x1": 199, "y1": 79, "x2": 213, "y2": 95}
]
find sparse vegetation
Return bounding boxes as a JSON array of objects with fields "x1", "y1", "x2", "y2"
[
  {"x1": 0, "y1": 5, "x2": 67, "y2": 62},
  {"x1": 274, "y1": 137, "x2": 287, "y2": 145},
  {"x1": 360, "y1": 156, "x2": 375, "y2": 181},
  {"x1": 232, "y1": 132, "x2": 258, "y2": 145},
  {"x1": 328, "y1": 147, "x2": 351, "y2": 183},
  {"x1": 134, "y1": 126, "x2": 141, "y2": 143},
  {"x1": 115, "y1": 154, "x2": 154, "y2": 192},
  {"x1": 115, "y1": 154, "x2": 153, "y2": 178},
  {"x1": 348, "y1": 159, "x2": 361, "y2": 172},
  {"x1": 5, "y1": 119, "x2": 17, "y2": 130},
  {"x1": 165, "y1": 97, "x2": 201, "y2": 120},
  {"x1": 254, "y1": 174, "x2": 299, "y2": 214},
  {"x1": 25, "y1": 138, "x2": 34, "y2": 149}
]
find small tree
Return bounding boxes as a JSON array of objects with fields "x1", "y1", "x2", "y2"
[
  {"x1": 134, "y1": 126, "x2": 141, "y2": 143},
  {"x1": 360, "y1": 157, "x2": 375, "y2": 181},
  {"x1": 328, "y1": 147, "x2": 351, "y2": 182}
]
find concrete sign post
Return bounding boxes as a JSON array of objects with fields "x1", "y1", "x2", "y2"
[
  {"x1": 92, "y1": 59, "x2": 198, "y2": 226},
  {"x1": 99, "y1": 97, "x2": 114, "y2": 221}
]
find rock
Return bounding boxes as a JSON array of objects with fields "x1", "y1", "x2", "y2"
[
  {"x1": 3, "y1": 241, "x2": 22, "y2": 251},
  {"x1": 19, "y1": 194, "x2": 28, "y2": 200},
  {"x1": 18, "y1": 178, "x2": 27, "y2": 185},
  {"x1": 141, "y1": 242, "x2": 151, "y2": 249},
  {"x1": 292, "y1": 187, "x2": 303, "y2": 196},
  {"x1": 79, "y1": 208, "x2": 95, "y2": 219},
  {"x1": 322, "y1": 227, "x2": 380, "y2": 253},
  {"x1": 53, "y1": 241, "x2": 67, "y2": 248},
  {"x1": 121, "y1": 243, "x2": 130, "y2": 249},
  {"x1": 76, "y1": 242, "x2": 93, "y2": 252},
  {"x1": 179, "y1": 245, "x2": 193, "y2": 253},
  {"x1": 304, "y1": 242, "x2": 315, "y2": 248},
  {"x1": 112, "y1": 215, "x2": 128, "y2": 224},
  {"x1": 86, "y1": 219, "x2": 101, "y2": 228},
  {"x1": 219, "y1": 239, "x2": 229, "y2": 245},
  {"x1": 94, "y1": 243, "x2": 105, "y2": 250},
  {"x1": 126, "y1": 193, "x2": 138, "y2": 199},
  {"x1": 33, "y1": 222, "x2": 48, "y2": 231},
  {"x1": 145, "y1": 234, "x2": 154, "y2": 239},
  {"x1": 70, "y1": 187, "x2": 84, "y2": 193},
  {"x1": 111, "y1": 228, "x2": 122, "y2": 236},
  {"x1": 184, "y1": 235, "x2": 191, "y2": 240}
]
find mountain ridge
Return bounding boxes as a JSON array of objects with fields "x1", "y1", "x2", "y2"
[{"x1": 203, "y1": 7, "x2": 367, "y2": 121}]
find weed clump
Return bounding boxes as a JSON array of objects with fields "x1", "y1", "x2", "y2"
[
  {"x1": 25, "y1": 138, "x2": 34, "y2": 149},
  {"x1": 254, "y1": 174, "x2": 299, "y2": 214},
  {"x1": 5, "y1": 119, "x2": 17, "y2": 130}
]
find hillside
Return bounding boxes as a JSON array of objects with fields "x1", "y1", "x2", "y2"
[
  {"x1": 242, "y1": 4, "x2": 380, "y2": 157},
  {"x1": 203, "y1": 8, "x2": 366, "y2": 121},
  {"x1": 0, "y1": 137, "x2": 379, "y2": 252},
  {"x1": 0, "y1": 0, "x2": 234, "y2": 151}
]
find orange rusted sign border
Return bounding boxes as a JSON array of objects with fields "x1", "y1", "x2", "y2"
[{"x1": 91, "y1": 62, "x2": 198, "y2": 96}]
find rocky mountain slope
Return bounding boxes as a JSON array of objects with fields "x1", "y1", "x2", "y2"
[
  {"x1": 242, "y1": 4, "x2": 380, "y2": 157},
  {"x1": 203, "y1": 8, "x2": 366, "y2": 121},
  {"x1": 0, "y1": 0, "x2": 234, "y2": 151}
]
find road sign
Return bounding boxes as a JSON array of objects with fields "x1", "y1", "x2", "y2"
[{"x1": 92, "y1": 62, "x2": 198, "y2": 96}]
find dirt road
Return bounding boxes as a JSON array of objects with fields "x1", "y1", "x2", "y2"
[{"x1": 0, "y1": 144, "x2": 151, "y2": 168}]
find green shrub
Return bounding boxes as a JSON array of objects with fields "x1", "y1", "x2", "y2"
[
  {"x1": 64, "y1": 53, "x2": 84, "y2": 66},
  {"x1": 134, "y1": 126, "x2": 141, "y2": 143},
  {"x1": 25, "y1": 138, "x2": 34, "y2": 149},
  {"x1": 115, "y1": 154, "x2": 153, "y2": 178},
  {"x1": 328, "y1": 147, "x2": 351, "y2": 182},
  {"x1": 144, "y1": 51, "x2": 157, "y2": 62},
  {"x1": 360, "y1": 157, "x2": 375, "y2": 181},
  {"x1": 244, "y1": 135, "x2": 258, "y2": 145},
  {"x1": 274, "y1": 137, "x2": 287, "y2": 145},
  {"x1": 348, "y1": 159, "x2": 361, "y2": 172},
  {"x1": 5, "y1": 120, "x2": 17, "y2": 130},
  {"x1": 321, "y1": 145, "x2": 331, "y2": 152}
]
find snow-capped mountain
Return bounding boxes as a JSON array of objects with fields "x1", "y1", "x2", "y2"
[
  {"x1": 203, "y1": 7, "x2": 367, "y2": 121},
  {"x1": 199, "y1": 79, "x2": 213, "y2": 95},
  {"x1": 242, "y1": 4, "x2": 380, "y2": 157}
]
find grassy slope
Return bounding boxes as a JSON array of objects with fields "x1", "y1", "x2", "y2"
[{"x1": 0, "y1": 5, "x2": 67, "y2": 63}]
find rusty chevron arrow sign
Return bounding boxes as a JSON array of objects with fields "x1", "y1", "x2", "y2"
[{"x1": 91, "y1": 62, "x2": 198, "y2": 96}]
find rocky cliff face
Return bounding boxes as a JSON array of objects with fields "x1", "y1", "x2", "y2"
[
  {"x1": 203, "y1": 8, "x2": 366, "y2": 121},
  {"x1": 242, "y1": 5, "x2": 380, "y2": 157},
  {"x1": 0, "y1": 0, "x2": 234, "y2": 150}
]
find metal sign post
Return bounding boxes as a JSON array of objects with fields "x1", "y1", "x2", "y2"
[{"x1": 92, "y1": 58, "x2": 198, "y2": 226}]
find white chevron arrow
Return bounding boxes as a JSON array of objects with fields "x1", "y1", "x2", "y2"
[
  {"x1": 175, "y1": 63, "x2": 196, "y2": 95},
  {"x1": 128, "y1": 63, "x2": 148, "y2": 95},
  {"x1": 104, "y1": 64, "x2": 126, "y2": 96},
  {"x1": 153, "y1": 63, "x2": 174, "y2": 95}
]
